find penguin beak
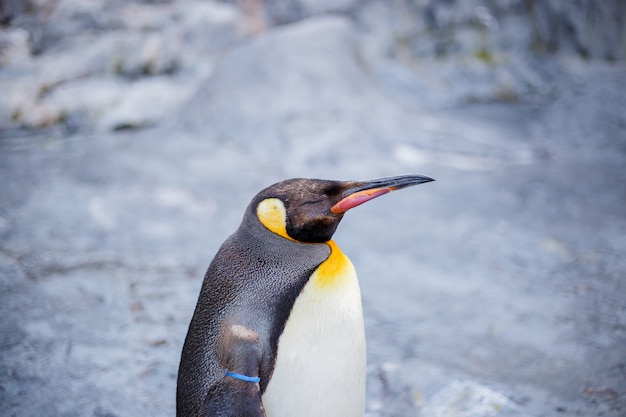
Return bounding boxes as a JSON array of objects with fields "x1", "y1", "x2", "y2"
[{"x1": 330, "y1": 174, "x2": 434, "y2": 214}]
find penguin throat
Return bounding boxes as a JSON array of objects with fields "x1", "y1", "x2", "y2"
[
  {"x1": 256, "y1": 198, "x2": 297, "y2": 242},
  {"x1": 313, "y1": 240, "x2": 353, "y2": 289}
]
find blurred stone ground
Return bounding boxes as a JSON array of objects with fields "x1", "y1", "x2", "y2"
[{"x1": 1, "y1": 1, "x2": 625, "y2": 416}]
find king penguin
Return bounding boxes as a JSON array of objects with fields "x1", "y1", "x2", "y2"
[{"x1": 177, "y1": 174, "x2": 434, "y2": 417}]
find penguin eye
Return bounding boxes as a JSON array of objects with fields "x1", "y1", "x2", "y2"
[
  {"x1": 301, "y1": 198, "x2": 325, "y2": 206},
  {"x1": 323, "y1": 184, "x2": 342, "y2": 196}
]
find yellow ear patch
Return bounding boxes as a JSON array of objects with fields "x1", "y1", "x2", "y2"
[{"x1": 256, "y1": 198, "x2": 295, "y2": 241}]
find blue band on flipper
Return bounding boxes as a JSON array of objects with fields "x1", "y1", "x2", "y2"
[{"x1": 225, "y1": 372, "x2": 261, "y2": 383}]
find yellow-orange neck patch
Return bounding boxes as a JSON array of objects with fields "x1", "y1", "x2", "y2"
[
  {"x1": 256, "y1": 198, "x2": 296, "y2": 241},
  {"x1": 313, "y1": 240, "x2": 353, "y2": 289}
]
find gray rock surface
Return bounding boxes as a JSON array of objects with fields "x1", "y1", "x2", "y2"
[
  {"x1": 0, "y1": 0, "x2": 244, "y2": 132},
  {"x1": 1, "y1": 1, "x2": 625, "y2": 417}
]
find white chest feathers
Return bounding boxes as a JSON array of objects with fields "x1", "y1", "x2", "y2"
[{"x1": 262, "y1": 241, "x2": 366, "y2": 417}]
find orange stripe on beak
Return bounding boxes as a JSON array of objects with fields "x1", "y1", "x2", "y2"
[
  {"x1": 330, "y1": 187, "x2": 394, "y2": 214},
  {"x1": 330, "y1": 174, "x2": 434, "y2": 214}
]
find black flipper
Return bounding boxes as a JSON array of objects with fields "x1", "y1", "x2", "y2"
[
  {"x1": 201, "y1": 376, "x2": 265, "y2": 417},
  {"x1": 200, "y1": 324, "x2": 266, "y2": 417}
]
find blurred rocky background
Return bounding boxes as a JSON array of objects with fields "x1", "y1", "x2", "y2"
[
  {"x1": 1, "y1": 0, "x2": 625, "y2": 416},
  {"x1": 1, "y1": 0, "x2": 625, "y2": 133}
]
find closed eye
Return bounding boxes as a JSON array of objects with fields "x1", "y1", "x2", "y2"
[{"x1": 301, "y1": 199, "x2": 325, "y2": 206}]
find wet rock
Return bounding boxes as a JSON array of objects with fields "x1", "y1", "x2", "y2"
[
  {"x1": 181, "y1": 15, "x2": 391, "y2": 175},
  {"x1": 243, "y1": 1, "x2": 626, "y2": 62},
  {"x1": 536, "y1": 64, "x2": 626, "y2": 149},
  {"x1": 421, "y1": 380, "x2": 525, "y2": 417},
  {"x1": 0, "y1": 0, "x2": 33, "y2": 24},
  {"x1": 0, "y1": 0, "x2": 245, "y2": 133},
  {"x1": 0, "y1": 27, "x2": 30, "y2": 67},
  {"x1": 108, "y1": 32, "x2": 181, "y2": 78},
  {"x1": 96, "y1": 76, "x2": 195, "y2": 131},
  {"x1": 529, "y1": 0, "x2": 626, "y2": 60},
  {"x1": 354, "y1": 1, "x2": 554, "y2": 107},
  {"x1": 265, "y1": 0, "x2": 360, "y2": 25},
  {"x1": 2, "y1": 0, "x2": 624, "y2": 135}
]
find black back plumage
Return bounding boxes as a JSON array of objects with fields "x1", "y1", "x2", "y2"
[{"x1": 176, "y1": 197, "x2": 330, "y2": 417}]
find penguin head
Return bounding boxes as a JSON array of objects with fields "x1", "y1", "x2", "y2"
[{"x1": 250, "y1": 174, "x2": 434, "y2": 244}]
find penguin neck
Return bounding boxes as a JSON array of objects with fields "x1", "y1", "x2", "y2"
[
  {"x1": 237, "y1": 210, "x2": 331, "y2": 261},
  {"x1": 240, "y1": 212, "x2": 349, "y2": 287},
  {"x1": 310, "y1": 240, "x2": 351, "y2": 289}
]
